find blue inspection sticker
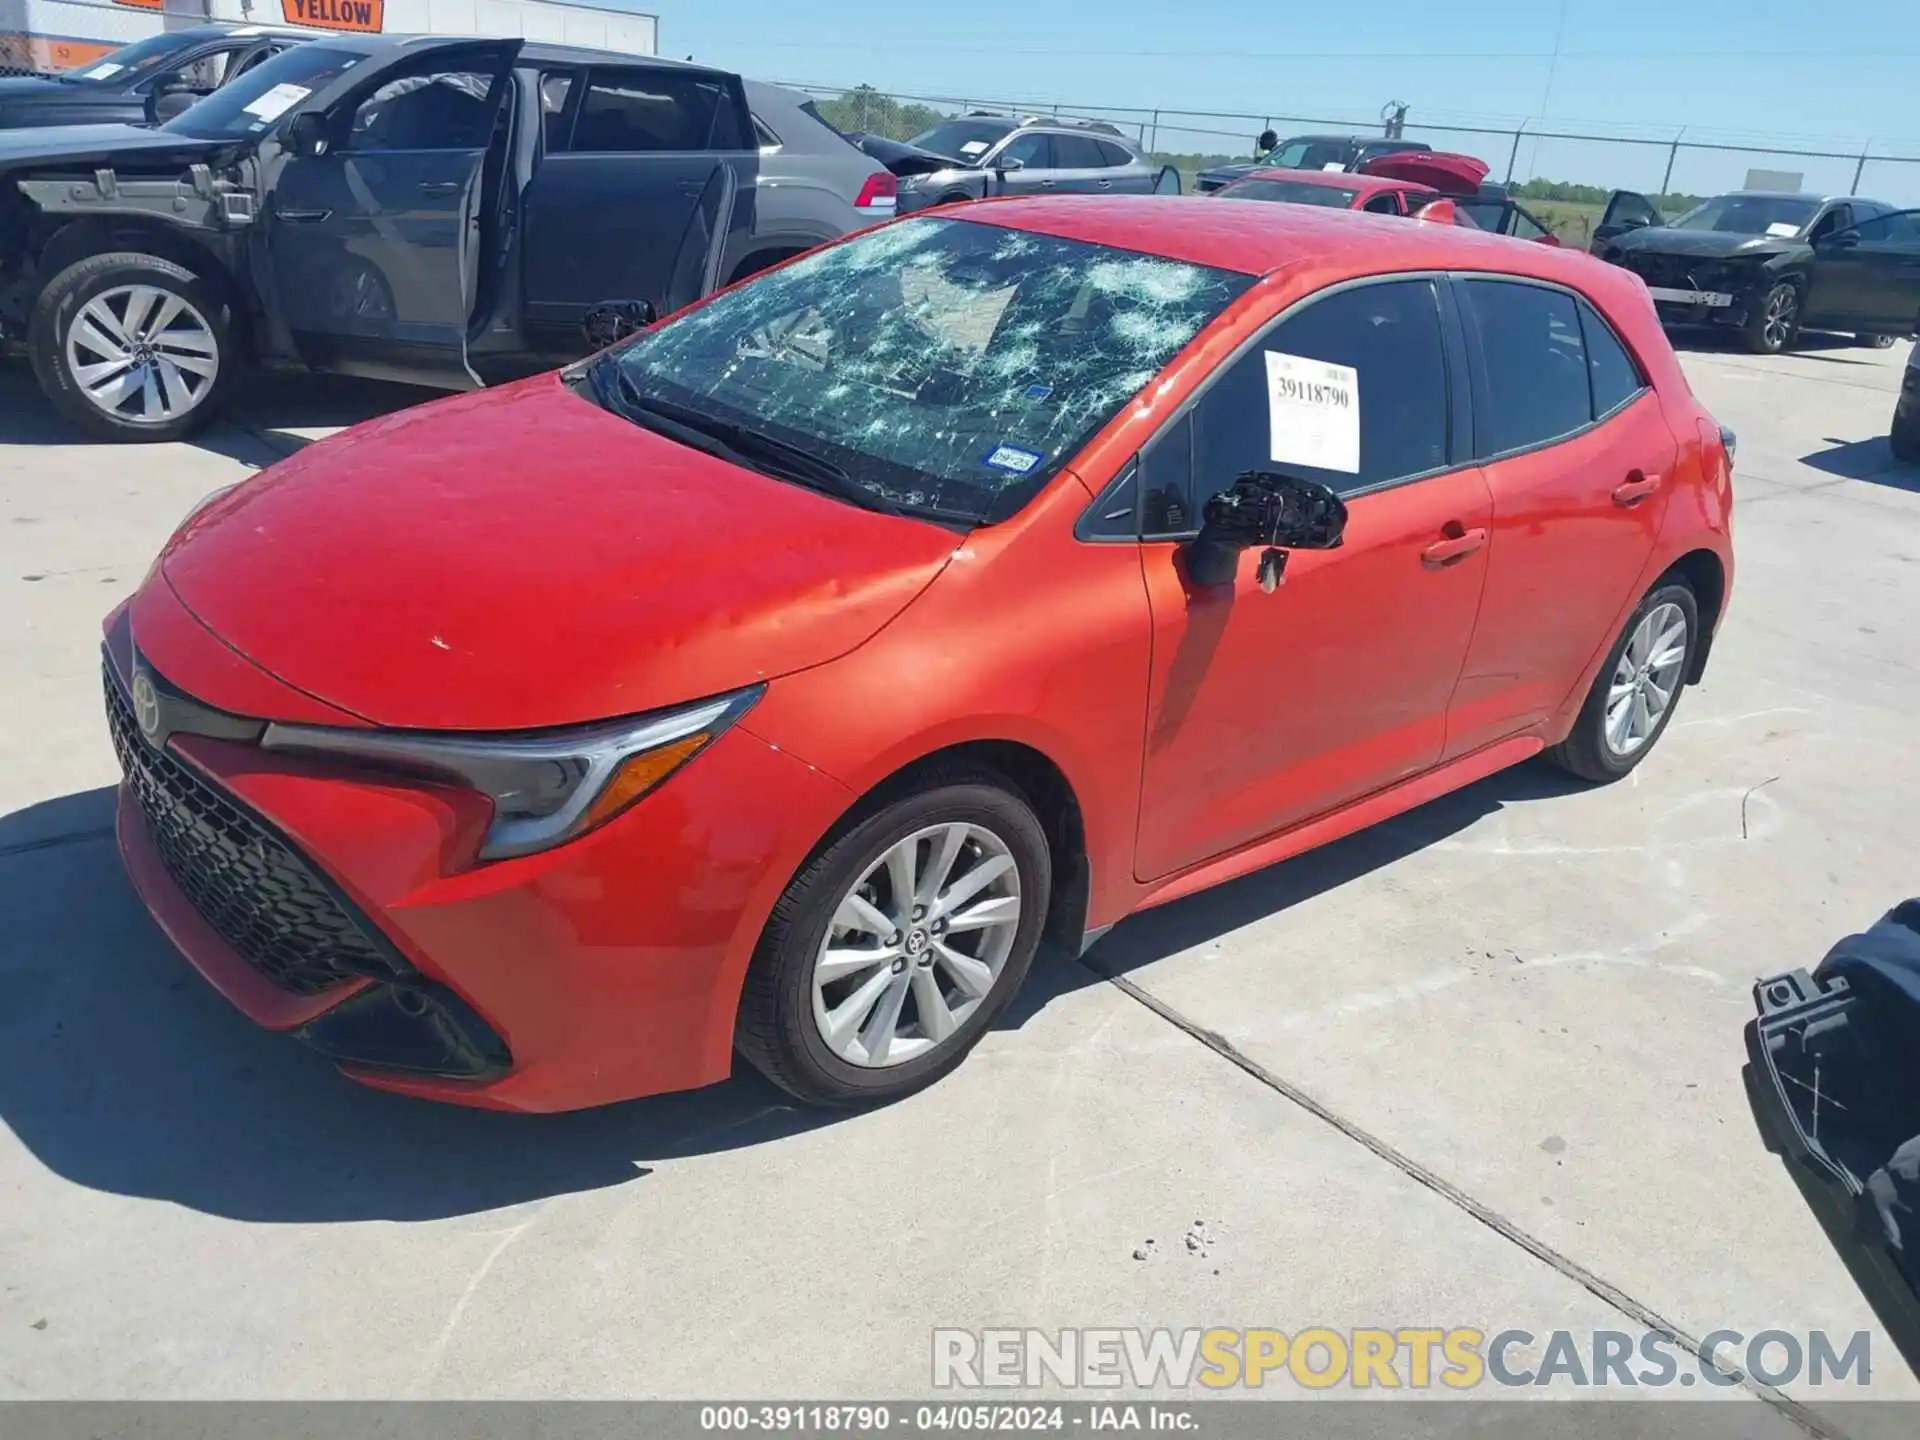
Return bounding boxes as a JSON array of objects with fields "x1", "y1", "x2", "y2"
[
  {"x1": 1023, "y1": 383, "x2": 1053, "y2": 401},
  {"x1": 982, "y1": 444, "x2": 1044, "y2": 475}
]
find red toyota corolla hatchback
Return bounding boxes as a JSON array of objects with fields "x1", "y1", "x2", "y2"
[{"x1": 106, "y1": 199, "x2": 1733, "y2": 1111}]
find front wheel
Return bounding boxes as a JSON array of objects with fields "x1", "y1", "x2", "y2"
[
  {"x1": 735, "y1": 767, "x2": 1052, "y2": 1106},
  {"x1": 1741, "y1": 282, "x2": 1800, "y2": 355},
  {"x1": 1547, "y1": 581, "x2": 1700, "y2": 783},
  {"x1": 28, "y1": 251, "x2": 234, "y2": 443}
]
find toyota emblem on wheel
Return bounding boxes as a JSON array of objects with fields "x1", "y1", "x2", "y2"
[{"x1": 130, "y1": 672, "x2": 162, "y2": 743}]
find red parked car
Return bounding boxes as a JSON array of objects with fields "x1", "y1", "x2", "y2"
[
  {"x1": 106, "y1": 197, "x2": 1733, "y2": 1111},
  {"x1": 1218, "y1": 151, "x2": 1563, "y2": 244}
]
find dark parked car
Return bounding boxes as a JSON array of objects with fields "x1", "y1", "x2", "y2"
[
  {"x1": 1592, "y1": 189, "x2": 1920, "y2": 354},
  {"x1": 1194, "y1": 131, "x2": 1431, "y2": 194},
  {"x1": 0, "y1": 36, "x2": 890, "y2": 442},
  {"x1": 0, "y1": 25, "x2": 313, "y2": 130},
  {"x1": 1893, "y1": 342, "x2": 1919, "y2": 464},
  {"x1": 862, "y1": 113, "x2": 1174, "y2": 213}
]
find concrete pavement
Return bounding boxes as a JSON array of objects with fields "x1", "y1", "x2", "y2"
[{"x1": 2, "y1": 339, "x2": 1917, "y2": 1426}]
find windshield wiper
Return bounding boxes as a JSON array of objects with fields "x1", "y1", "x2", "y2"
[{"x1": 587, "y1": 363, "x2": 907, "y2": 518}]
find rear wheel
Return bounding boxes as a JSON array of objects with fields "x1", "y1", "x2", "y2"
[
  {"x1": 1741, "y1": 282, "x2": 1799, "y2": 355},
  {"x1": 1859, "y1": 333, "x2": 1899, "y2": 349},
  {"x1": 1893, "y1": 410, "x2": 1920, "y2": 465},
  {"x1": 735, "y1": 766, "x2": 1051, "y2": 1106},
  {"x1": 1547, "y1": 581, "x2": 1700, "y2": 783},
  {"x1": 28, "y1": 251, "x2": 233, "y2": 443}
]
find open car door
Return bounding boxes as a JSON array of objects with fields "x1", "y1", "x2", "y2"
[
  {"x1": 659, "y1": 163, "x2": 740, "y2": 318},
  {"x1": 1592, "y1": 189, "x2": 1666, "y2": 253},
  {"x1": 1358, "y1": 150, "x2": 1488, "y2": 196},
  {"x1": 261, "y1": 39, "x2": 522, "y2": 389}
]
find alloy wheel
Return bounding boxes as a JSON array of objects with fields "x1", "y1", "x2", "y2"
[
  {"x1": 65, "y1": 285, "x2": 220, "y2": 426},
  {"x1": 1604, "y1": 602, "x2": 1689, "y2": 757},
  {"x1": 810, "y1": 822, "x2": 1022, "y2": 1068},
  {"x1": 1763, "y1": 286, "x2": 1797, "y2": 351}
]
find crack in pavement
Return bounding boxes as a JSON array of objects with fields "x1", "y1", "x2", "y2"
[{"x1": 1073, "y1": 948, "x2": 1848, "y2": 1439}]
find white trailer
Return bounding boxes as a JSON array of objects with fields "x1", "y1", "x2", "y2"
[{"x1": 3, "y1": 0, "x2": 656, "y2": 73}]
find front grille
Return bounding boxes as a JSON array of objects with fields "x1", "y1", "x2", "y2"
[
  {"x1": 1626, "y1": 252, "x2": 1740, "y2": 295},
  {"x1": 106, "y1": 664, "x2": 396, "y2": 996}
]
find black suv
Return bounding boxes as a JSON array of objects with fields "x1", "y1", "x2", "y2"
[
  {"x1": 0, "y1": 25, "x2": 310, "y2": 130},
  {"x1": 1593, "y1": 189, "x2": 1920, "y2": 355}
]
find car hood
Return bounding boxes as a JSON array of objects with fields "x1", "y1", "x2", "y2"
[
  {"x1": 1611, "y1": 227, "x2": 1803, "y2": 260},
  {"x1": 156, "y1": 373, "x2": 964, "y2": 732},
  {"x1": 849, "y1": 132, "x2": 955, "y2": 179},
  {"x1": 0, "y1": 122, "x2": 228, "y2": 173}
]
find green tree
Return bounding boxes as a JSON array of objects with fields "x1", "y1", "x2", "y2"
[{"x1": 813, "y1": 85, "x2": 949, "y2": 142}]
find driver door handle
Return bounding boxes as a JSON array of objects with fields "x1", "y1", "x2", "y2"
[
  {"x1": 276, "y1": 208, "x2": 331, "y2": 223},
  {"x1": 1612, "y1": 470, "x2": 1663, "y2": 506},
  {"x1": 418, "y1": 181, "x2": 461, "y2": 197},
  {"x1": 1421, "y1": 527, "x2": 1487, "y2": 566}
]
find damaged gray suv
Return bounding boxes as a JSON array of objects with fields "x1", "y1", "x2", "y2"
[{"x1": 878, "y1": 113, "x2": 1176, "y2": 213}]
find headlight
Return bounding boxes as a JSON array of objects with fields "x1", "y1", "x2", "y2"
[{"x1": 260, "y1": 688, "x2": 761, "y2": 860}]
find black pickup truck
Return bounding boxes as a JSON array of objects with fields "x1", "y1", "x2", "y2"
[{"x1": 0, "y1": 34, "x2": 784, "y2": 441}]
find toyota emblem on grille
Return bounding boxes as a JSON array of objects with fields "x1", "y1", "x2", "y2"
[{"x1": 130, "y1": 672, "x2": 162, "y2": 743}]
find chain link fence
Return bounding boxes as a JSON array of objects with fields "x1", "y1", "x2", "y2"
[{"x1": 785, "y1": 82, "x2": 1920, "y2": 243}]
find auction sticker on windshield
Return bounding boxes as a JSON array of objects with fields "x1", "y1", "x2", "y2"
[
  {"x1": 243, "y1": 84, "x2": 312, "y2": 122},
  {"x1": 1766, "y1": 222, "x2": 1801, "y2": 238},
  {"x1": 960, "y1": 140, "x2": 991, "y2": 157},
  {"x1": 1264, "y1": 351, "x2": 1359, "y2": 474},
  {"x1": 82, "y1": 62, "x2": 124, "y2": 79}
]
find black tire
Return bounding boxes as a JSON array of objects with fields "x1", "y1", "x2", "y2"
[
  {"x1": 1893, "y1": 412, "x2": 1920, "y2": 465},
  {"x1": 28, "y1": 251, "x2": 235, "y2": 443},
  {"x1": 1547, "y1": 580, "x2": 1701, "y2": 784},
  {"x1": 1741, "y1": 281, "x2": 1800, "y2": 356},
  {"x1": 735, "y1": 764, "x2": 1052, "y2": 1106},
  {"x1": 1858, "y1": 333, "x2": 1899, "y2": 349}
]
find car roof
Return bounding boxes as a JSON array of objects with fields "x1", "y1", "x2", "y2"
[
  {"x1": 303, "y1": 32, "x2": 717, "y2": 72},
  {"x1": 1721, "y1": 190, "x2": 1852, "y2": 204},
  {"x1": 954, "y1": 193, "x2": 1607, "y2": 283},
  {"x1": 1237, "y1": 168, "x2": 1420, "y2": 196},
  {"x1": 169, "y1": 23, "x2": 318, "y2": 41}
]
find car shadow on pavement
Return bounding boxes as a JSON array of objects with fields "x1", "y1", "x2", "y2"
[
  {"x1": 0, "y1": 364, "x2": 433, "y2": 461},
  {"x1": 1666, "y1": 332, "x2": 1875, "y2": 361},
  {"x1": 1015, "y1": 758, "x2": 1588, "y2": 1006},
  {"x1": 1802, "y1": 437, "x2": 1920, "y2": 490},
  {"x1": 0, "y1": 760, "x2": 1580, "y2": 1225},
  {"x1": 0, "y1": 787, "x2": 841, "y2": 1225}
]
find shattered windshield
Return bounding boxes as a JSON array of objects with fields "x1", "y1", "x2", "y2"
[
  {"x1": 1667, "y1": 195, "x2": 1820, "y2": 237},
  {"x1": 58, "y1": 31, "x2": 197, "y2": 86},
  {"x1": 161, "y1": 44, "x2": 365, "y2": 140},
  {"x1": 604, "y1": 217, "x2": 1253, "y2": 524},
  {"x1": 908, "y1": 120, "x2": 1014, "y2": 164}
]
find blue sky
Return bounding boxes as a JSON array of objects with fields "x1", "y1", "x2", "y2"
[{"x1": 636, "y1": 0, "x2": 1920, "y2": 201}]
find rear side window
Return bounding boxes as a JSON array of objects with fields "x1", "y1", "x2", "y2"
[
  {"x1": 1051, "y1": 134, "x2": 1106, "y2": 168},
  {"x1": 1188, "y1": 278, "x2": 1451, "y2": 502},
  {"x1": 1096, "y1": 139, "x2": 1134, "y2": 167},
  {"x1": 567, "y1": 69, "x2": 745, "y2": 153},
  {"x1": 1459, "y1": 280, "x2": 1591, "y2": 456},
  {"x1": 1578, "y1": 301, "x2": 1646, "y2": 418},
  {"x1": 1361, "y1": 192, "x2": 1401, "y2": 215}
]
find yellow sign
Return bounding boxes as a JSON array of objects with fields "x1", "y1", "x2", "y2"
[{"x1": 284, "y1": 0, "x2": 385, "y2": 32}]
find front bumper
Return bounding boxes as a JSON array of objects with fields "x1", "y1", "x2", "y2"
[{"x1": 106, "y1": 594, "x2": 854, "y2": 1112}]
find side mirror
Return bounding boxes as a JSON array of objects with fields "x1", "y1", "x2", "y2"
[
  {"x1": 148, "y1": 87, "x2": 197, "y2": 123},
  {"x1": 1184, "y1": 472, "x2": 1347, "y2": 589},
  {"x1": 1826, "y1": 230, "x2": 1860, "y2": 250},
  {"x1": 285, "y1": 111, "x2": 331, "y2": 159},
  {"x1": 996, "y1": 155, "x2": 1025, "y2": 172},
  {"x1": 1618, "y1": 214, "x2": 1652, "y2": 230},
  {"x1": 583, "y1": 299, "x2": 657, "y2": 349}
]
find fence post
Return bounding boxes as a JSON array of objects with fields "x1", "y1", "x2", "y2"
[
  {"x1": 1148, "y1": 108, "x2": 1159, "y2": 155},
  {"x1": 1504, "y1": 121, "x2": 1526, "y2": 184},
  {"x1": 856, "y1": 88, "x2": 869, "y2": 133},
  {"x1": 1851, "y1": 142, "x2": 1870, "y2": 195}
]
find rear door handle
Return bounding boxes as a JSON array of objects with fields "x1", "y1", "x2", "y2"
[
  {"x1": 418, "y1": 180, "x2": 461, "y2": 197},
  {"x1": 1421, "y1": 527, "x2": 1488, "y2": 566},
  {"x1": 276, "y1": 208, "x2": 331, "y2": 223},
  {"x1": 1612, "y1": 470, "x2": 1663, "y2": 506},
  {"x1": 1096, "y1": 179, "x2": 1112, "y2": 188}
]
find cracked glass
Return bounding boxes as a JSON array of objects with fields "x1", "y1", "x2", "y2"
[{"x1": 608, "y1": 216, "x2": 1254, "y2": 524}]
